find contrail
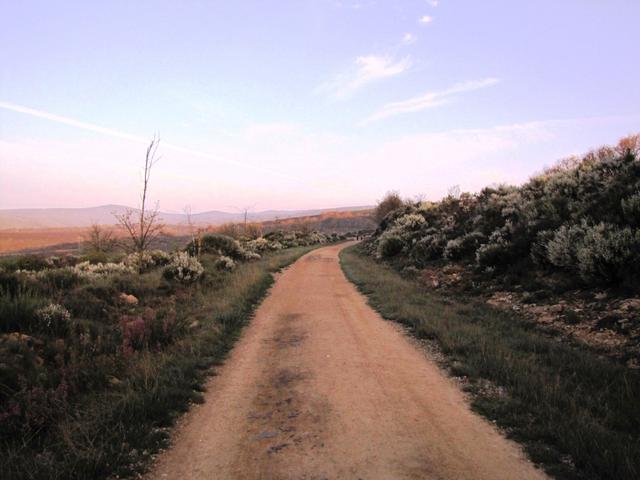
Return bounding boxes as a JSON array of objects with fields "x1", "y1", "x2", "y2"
[{"x1": 0, "y1": 100, "x2": 298, "y2": 179}]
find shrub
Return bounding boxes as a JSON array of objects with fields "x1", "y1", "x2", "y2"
[
  {"x1": 72, "y1": 261, "x2": 134, "y2": 279},
  {"x1": 575, "y1": 223, "x2": 640, "y2": 283},
  {"x1": 530, "y1": 230, "x2": 555, "y2": 267},
  {"x1": 410, "y1": 233, "x2": 447, "y2": 265},
  {"x1": 546, "y1": 224, "x2": 585, "y2": 270},
  {"x1": 163, "y1": 252, "x2": 204, "y2": 283},
  {"x1": 475, "y1": 232, "x2": 513, "y2": 269},
  {"x1": 621, "y1": 192, "x2": 640, "y2": 226},
  {"x1": 443, "y1": 231, "x2": 486, "y2": 260},
  {"x1": 375, "y1": 191, "x2": 404, "y2": 224},
  {"x1": 244, "y1": 237, "x2": 270, "y2": 253},
  {"x1": 188, "y1": 234, "x2": 245, "y2": 259},
  {"x1": 35, "y1": 268, "x2": 82, "y2": 292},
  {"x1": 149, "y1": 249, "x2": 172, "y2": 266},
  {"x1": 35, "y1": 303, "x2": 72, "y2": 336},
  {"x1": 394, "y1": 213, "x2": 426, "y2": 230},
  {"x1": 215, "y1": 255, "x2": 236, "y2": 271},
  {"x1": 377, "y1": 233, "x2": 404, "y2": 259}
]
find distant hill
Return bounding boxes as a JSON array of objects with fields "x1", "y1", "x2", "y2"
[
  {"x1": 261, "y1": 209, "x2": 376, "y2": 234},
  {"x1": 0, "y1": 205, "x2": 373, "y2": 229}
]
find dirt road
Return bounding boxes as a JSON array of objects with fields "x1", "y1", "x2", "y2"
[{"x1": 148, "y1": 243, "x2": 547, "y2": 480}]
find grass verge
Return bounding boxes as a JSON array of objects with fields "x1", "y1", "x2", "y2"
[
  {"x1": 340, "y1": 244, "x2": 640, "y2": 480},
  {"x1": 2, "y1": 246, "x2": 317, "y2": 480}
]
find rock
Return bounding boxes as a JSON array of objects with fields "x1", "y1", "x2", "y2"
[
  {"x1": 189, "y1": 320, "x2": 200, "y2": 329},
  {"x1": 549, "y1": 304, "x2": 564, "y2": 314},
  {"x1": 119, "y1": 293, "x2": 139, "y2": 305},
  {"x1": 109, "y1": 376, "x2": 122, "y2": 386}
]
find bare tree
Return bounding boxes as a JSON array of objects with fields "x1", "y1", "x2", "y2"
[
  {"x1": 114, "y1": 136, "x2": 164, "y2": 265},
  {"x1": 85, "y1": 223, "x2": 117, "y2": 254},
  {"x1": 447, "y1": 184, "x2": 461, "y2": 199}
]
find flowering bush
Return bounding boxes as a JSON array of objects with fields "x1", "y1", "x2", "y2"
[
  {"x1": 244, "y1": 237, "x2": 270, "y2": 252},
  {"x1": 394, "y1": 213, "x2": 426, "y2": 230},
  {"x1": 72, "y1": 261, "x2": 134, "y2": 279},
  {"x1": 215, "y1": 255, "x2": 236, "y2": 271},
  {"x1": 163, "y1": 252, "x2": 204, "y2": 283},
  {"x1": 35, "y1": 303, "x2": 71, "y2": 336},
  {"x1": 242, "y1": 251, "x2": 261, "y2": 261}
]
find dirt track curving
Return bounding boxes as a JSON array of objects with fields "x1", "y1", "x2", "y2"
[{"x1": 147, "y1": 243, "x2": 547, "y2": 480}]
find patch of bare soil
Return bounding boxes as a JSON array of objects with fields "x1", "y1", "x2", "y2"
[{"x1": 146, "y1": 244, "x2": 546, "y2": 479}]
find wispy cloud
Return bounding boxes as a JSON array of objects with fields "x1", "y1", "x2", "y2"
[
  {"x1": 0, "y1": 100, "x2": 296, "y2": 179},
  {"x1": 419, "y1": 15, "x2": 433, "y2": 24},
  {"x1": 401, "y1": 33, "x2": 417, "y2": 45},
  {"x1": 362, "y1": 77, "x2": 500, "y2": 124},
  {"x1": 316, "y1": 55, "x2": 411, "y2": 99}
]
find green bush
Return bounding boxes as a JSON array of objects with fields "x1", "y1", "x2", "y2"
[
  {"x1": 377, "y1": 234, "x2": 404, "y2": 258},
  {"x1": 187, "y1": 234, "x2": 245, "y2": 259},
  {"x1": 411, "y1": 233, "x2": 447, "y2": 265},
  {"x1": 621, "y1": 191, "x2": 640, "y2": 226},
  {"x1": 367, "y1": 134, "x2": 640, "y2": 288},
  {"x1": 575, "y1": 223, "x2": 640, "y2": 283},
  {"x1": 545, "y1": 224, "x2": 585, "y2": 270},
  {"x1": 475, "y1": 232, "x2": 513, "y2": 269},
  {"x1": 443, "y1": 231, "x2": 485, "y2": 260}
]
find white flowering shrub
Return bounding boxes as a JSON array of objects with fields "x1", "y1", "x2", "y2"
[
  {"x1": 124, "y1": 250, "x2": 171, "y2": 271},
  {"x1": 215, "y1": 255, "x2": 236, "y2": 271},
  {"x1": 394, "y1": 213, "x2": 426, "y2": 230},
  {"x1": 163, "y1": 252, "x2": 204, "y2": 283},
  {"x1": 242, "y1": 251, "x2": 261, "y2": 261},
  {"x1": 150, "y1": 249, "x2": 172, "y2": 266},
  {"x1": 72, "y1": 261, "x2": 134, "y2": 279},
  {"x1": 36, "y1": 303, "x2": 71, "y2": 336},
  {"x1": 245, "y1": 237, "x2": 270, "y2": 252}
]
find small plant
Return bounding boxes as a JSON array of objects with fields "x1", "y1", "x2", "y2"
[{"x1": 36, "y1": 303, "x2": 71, "y2": 336}]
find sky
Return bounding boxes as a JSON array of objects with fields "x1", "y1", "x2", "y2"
[{"x1": 1, "y1": 0, "x2": 639, "y2": 212}]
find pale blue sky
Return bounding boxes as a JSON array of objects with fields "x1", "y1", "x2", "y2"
[{"x1": 1, "y1": 0, "x2": 639, "y2": 211}]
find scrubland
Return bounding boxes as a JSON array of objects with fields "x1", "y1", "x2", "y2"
[
  {"x1": 0, "y1": 230, "x2": 338, "y2": 479},
  {"x1": 343, "y1": 134, "x2": 640, "y2": 479}
]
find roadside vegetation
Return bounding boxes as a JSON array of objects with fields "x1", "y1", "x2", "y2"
[
  {"x1": 343, "y1": 134, "x2": 640, "y2": 479},
  {"x1": 0, "y1": 229, "x2": 331, "y2": 480},
  {"x1": 366, "y1": 135, "x2": 640, "y2": 364},
  {"x1": 341, "y1": 245, "x2": 640, "y2": 479}
]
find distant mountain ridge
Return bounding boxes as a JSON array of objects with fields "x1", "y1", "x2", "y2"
[{"x1": 0, "y1": 204, "x2": 374, "y2": 229}]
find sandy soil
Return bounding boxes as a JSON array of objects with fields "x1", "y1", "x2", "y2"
[{"x1": 147, "y1": 243, "x2": 547, "y2": 480}]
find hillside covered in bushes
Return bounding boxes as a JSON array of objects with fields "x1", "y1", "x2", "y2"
[{"x1": 366, "y1": 134, "x2": 640, "y2": 363}]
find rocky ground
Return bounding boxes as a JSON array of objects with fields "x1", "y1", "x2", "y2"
[{"x1": 416, "y1": 264, "x2": 640, "y2": 368}]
